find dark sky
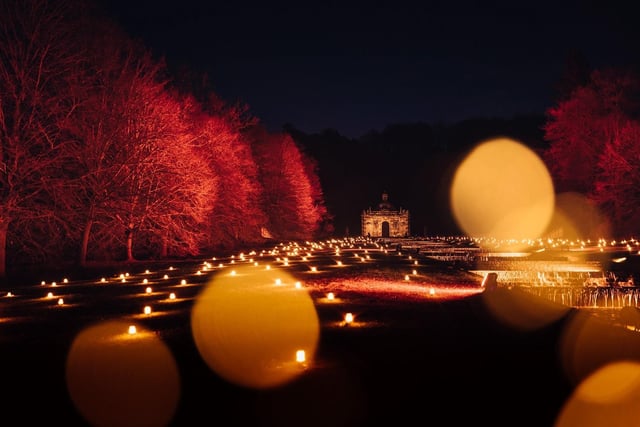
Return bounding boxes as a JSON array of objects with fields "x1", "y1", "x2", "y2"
[{"x1": 96, "y1": 0, "x2": 640, "y2": 139}]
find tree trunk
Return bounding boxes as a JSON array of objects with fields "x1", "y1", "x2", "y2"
[
  {"x1": 0, "y1": 219, "x2": 7, "y2": 280},
  {"x1": 80, "y1": 219, "x2": 93, "y2": 267},
  {"x1": 160, "y1": 232, "x2": 168, "y2": 258},
  {"x1": 126, "y1": 226, "x2": 134, "y2": 262}
]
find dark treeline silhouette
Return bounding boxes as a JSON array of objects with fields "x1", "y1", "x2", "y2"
[
  {"x1": 285, "y1": 114, "x2": 547, "y2": 238},
  {"x1": 290, "y1": 49, "x2": 640, "y2": 243}
]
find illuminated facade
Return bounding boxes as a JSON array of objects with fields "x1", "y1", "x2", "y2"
[{"x1": 361, "y1": 192, "x2": 410, "y2": 237}]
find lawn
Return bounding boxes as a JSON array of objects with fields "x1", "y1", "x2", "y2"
[{"x1": 2, "y1": 237, "x2": 640, "y2": 426}]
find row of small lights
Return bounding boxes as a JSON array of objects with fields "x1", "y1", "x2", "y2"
[{"x1": 3, "y1": 237, "x2": 453, "y2": 365}]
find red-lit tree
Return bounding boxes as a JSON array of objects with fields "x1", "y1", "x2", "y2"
[
  {"x1": 193, "y1": 106, "x2": 267, "y2": 250},
  {"x1": 120, "y1": 91, "x2": 217, "y2": 261},
  {"x1": 65, "y1": 20, "x2": 217, "y2": 263},
  {"x1": 543, "y1": 66, "x2": 640, "y2": 237},
  {"x1": 592, "y1": 120, "x2": 640, "y2": 236},
  {"x1": 250, "y1": 127, "x2": 328, "y2": 240},
  {"x1": 298, "y1": 145, "x2": 333, "y2": 238},
  {"x1": 0, "y1": 0, "x2": 87, "y2": 278}
]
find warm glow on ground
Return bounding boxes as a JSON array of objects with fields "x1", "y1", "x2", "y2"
[
  {"x1": 65, "y1": 320, "x2": 180, "y2": 427},
  {"x1": 450, "y1": 138, "x2": 554, "y2": 247},
  {"x1": 191, "y1": 265, "x2": 319, "y2": 389}
]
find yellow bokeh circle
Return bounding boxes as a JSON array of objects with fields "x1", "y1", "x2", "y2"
[
  {"x1": 450, "y1": 137, "x2": 554, "y2": 244},
  {"x1": 191, "y1": 265, "x2": 320, "y2": 389}
]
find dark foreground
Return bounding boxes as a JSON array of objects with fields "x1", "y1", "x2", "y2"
[
  {"x1": 2, "y1": 239, "x2": 637, "y2": 426},
  {"x1": 2, "y1": 295, "x2": 574, "y2": 426}
]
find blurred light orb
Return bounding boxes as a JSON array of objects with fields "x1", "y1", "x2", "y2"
[
  {"x1": 559, "y1": 310, "x2": 640, "y2": 387},
  {"x1": 450, "y1": 138, "x2": 554, "y2": 245},
  {"x1": 481, "y1": 287, "x2": 569, "y2": 332},
  {"x1": 191, "y1": 265, "x2": 319, "y2": 389},
  {"x1": 66, "y1": 320, "x2": 180, "y2": 427},
  {"x1": 556, "y1": 361, "x2": 640, "y2": 426}
]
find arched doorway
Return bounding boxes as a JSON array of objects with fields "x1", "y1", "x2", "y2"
[{"x1": 381, "y1": 221, "x2": 390, "y2": 237}]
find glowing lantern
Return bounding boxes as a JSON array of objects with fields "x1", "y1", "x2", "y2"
[
  {"x1": 128, "y1": 325, "x2": 137, "y2": 334},
  {"x1": 63, "y1": 278, "x2": 69, "y2": 283},
  {"x1": 6, "y1": 292, "x2": 13, "y2": 297},
  {"x1": 404, "y1": 275, "x2": 410, "y2": 281},
  {"x1": 47, "y1": 292, "x2": 53, "y2": 298},
  {"x1": 295, "y1": 281, "x2": 302, "y2": 289},
  {"x1": 275, "y1": 278, "x2": 282, "y2": 285},
  {"x1": 52, "y1": 282, "x2": 57, "y2": 287},
  {"x1": 412, "y1": 269, "x2": 417, "y2": 275},
  {"x1": 344, "y1": 313, "x2": 354, "y2": 324},
  {"x1": 163, "y1": 274, "x2": 169, "y2": 279},
  {"x1": 144, "y1": 306, "x2": 151, "y2": 315},
  {"x1": 100, "y1": 278, "x2": 106, "y2": 283},
  {"x1": 169, "y1": 293, "x2": 176, "y2": 300},
  {"x1": 143, "y1": 278, "x2": 148, "y2": 284},
  {"x1": 181, "y1": 279, "x2": 187, "y2": 285},
  {"x1": 327, "y1": 292, "x2": 335, "y2": 300},
  {"x1": 311, "y1": 266, "x2": 317, "y2": 272},
  {"x1": 296, "y1": 350, "x2": 306, "y2": 363},
  {"x1": 58, "y1": 298, "x2": 64, "y2": 305},
  {"x1": 429, "y1": 287, "x2": 436, "y2": 296},
  {"x1": 145, "y1": 287, "x2": 152, "y2": 294},
  {"x1": 145, "y1": 269, "x2": 150, "y2": 274},
  {"x1": 41, "y1": 281, "x2": 46, "y2": 286},
  {"x1": 230, "y1": 270, "x2": 236, "y2": 276}
]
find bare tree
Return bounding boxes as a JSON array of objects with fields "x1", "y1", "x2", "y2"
[
  {"x1": 125, "y1": 91, "x2": 217, "y2": 260},
  {"x1": 250, "y1": 127, "x2": 328, "y2": 240},
  {"x1": 195, "y1": 111, "x2": 267, "y2": 250},
  {"x1": 543, "y1": 66, "x2": 640, "y2": 237},
  {"x1": 0, "y1": 0, "x2": 87, "y2": 278},
  {"x1": 592, "y1": 120, "x2": 640, "y2": 236},
  {"x1": 543, "y1": 67, "x2": 640, "y2": 194}
]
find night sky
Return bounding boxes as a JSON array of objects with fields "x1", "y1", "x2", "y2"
[{"x1": 96, "y1": 1, "x2": 640, "y2": 138}]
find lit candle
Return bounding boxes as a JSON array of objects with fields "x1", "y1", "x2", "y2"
[{"x1": 344, "y1": 312, "x2": 354, "y2": 324}]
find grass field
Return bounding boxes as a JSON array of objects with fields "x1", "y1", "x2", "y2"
[{"x1": 2, "y1": 237, "x2": 640, "y2": 426}]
